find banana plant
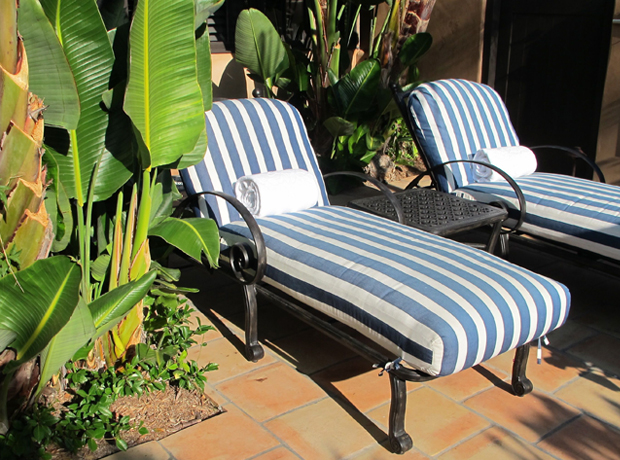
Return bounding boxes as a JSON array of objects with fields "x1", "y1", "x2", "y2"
[
  {"x1": 0, "y1": 0, "x2": 58, "y2": 273},
  {"x1": 7, "y1": 0, "x2": 222, "y2": 373}
]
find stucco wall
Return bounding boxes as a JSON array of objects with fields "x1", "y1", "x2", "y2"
[
  {"x1": 597, "y1": 2, "x2": 620, "y2": 184},
  {"x1": 211, "y1": 53, "x2": 255, "y2": 101},
  {"x1": 417, "y1": 0, "x2": 486, "y2": 82}
]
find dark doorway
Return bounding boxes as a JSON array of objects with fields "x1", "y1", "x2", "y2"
[{"x1": 483, "y1": 0, "x2": 614, "y2": 177}]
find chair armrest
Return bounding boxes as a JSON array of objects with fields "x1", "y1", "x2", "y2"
[
  {"x1": 323, "y1": 171, "x2": 406, "y2": 224},
  {"x1": 404, "y1": 171, "x2": 435, "y2": 190},
  {"x1": 174, "y1": 191, "x2": 267, "y2": 286},
  {"x1": 435, "y1": 159, "x2": 527, "y2": 234},
  {"x1": 529, "y1": 145, "x2": 606, "y2": 183}
]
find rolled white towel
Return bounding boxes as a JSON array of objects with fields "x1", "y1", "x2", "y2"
[
  {"x1": 234, "y1": 169, "x2": 320, "y2": 217},
  {"x1": 472, "y1": 146, "x2": 537, "y2": 182}
]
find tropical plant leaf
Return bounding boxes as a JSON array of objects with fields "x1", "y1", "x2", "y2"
[
  {"x1": 398, "y1": 33, "x2": 432, "y2": 69},
  {"x1": 18, "y1": 0, "x2": 80, "y2": 130},
  {"x1": 235, "y1": 9, "x2": 289, "y2": 88},
  {"x1": 149, "y1": 170, "x2": 181, "y2": 229},
  {"x1": 196, "y1": 23, "x2": 213, "y2": 113},
  {"x1": 39, "y1": 0, "x2": 133, "y2": 204},
  {"x1": 36, "y1": 298, "x2": 95, "y2": 397},
  {"x1": 149, "y1": 217, "x2": 219, "y2": 268},
  {"x1": 331, "y1": 59, "x2": 381, "y2": 119},
  {"x1": 124, "y1": 0, "x2": 206, "y2": 168},
  {"x1": 0, "y1": 256, "x2": 81, "y2": 370},
  {"x1": 42, "y1": 146, "x2": 73, "y2": 252},
  {"x1": 195, "y1": 0, "x2": 226, "y2": 29},
  {"x1": 88, "y1": 270, "x2": 157, "y2": 339},
  {"x1": 324, "y1": 117, "x2": 356, "y2": 137}
]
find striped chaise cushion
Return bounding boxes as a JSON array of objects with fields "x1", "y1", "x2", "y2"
[
  {"x1": 181, "y1": 98, "x2": 329, "y2": 226},
  {"x1": 456, "y1": 174, "x2": 620, "y2": 261},
  {"x1": 407, "y1": 79, "x2": 519, "y2": 193},
  {"x1": 407, "y1": 79, "x2": 620, "y2": 261},
  {"x1": 221, "y1": 206, "x2": 570, "y2": 377}
]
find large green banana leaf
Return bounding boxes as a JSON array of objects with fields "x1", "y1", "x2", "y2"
[
  {"x1": 36, "y1": 299, "x2": 95, "y2": 397},
  {"x1": 124, "y1": 0, "x2": 206, "y2": 168},
  {"x1": 39, "y1": 0, "x2": 132, "y2": 205},
  {"x1": 0, "y1": 256, "x2": 81, "y2": 371},
  {"x1": 235, "y1": 9, "x2": 290, "y2": 91},
  {"x1": 149, "y1": 217, "x2": 219, "y2": 268},
  {"x1": 88, "y1": 270, "x2": 157, "y2": 338},
  {"x1": 173, "y1": 26, "x2": 211, "y2": 170},
  {"x1": 330, "y1": 59, "x2": 381, "y2": 119},
  {"x1": 18, "y1": 0, "x2": 79, "y2": 130}
]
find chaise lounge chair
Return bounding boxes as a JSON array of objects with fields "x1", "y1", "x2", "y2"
[
  {"x1": 393, "y1": 79, "x2": 620, "y2": 263},
  {"x1": 180, "y1": 97, "x2": 570, "y2": 454}
]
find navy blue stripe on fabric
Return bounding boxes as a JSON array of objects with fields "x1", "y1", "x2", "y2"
[{"x1": 267, "y1": 266, "x2": 434, "y2": 364}]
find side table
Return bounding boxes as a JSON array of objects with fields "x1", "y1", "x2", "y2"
[{"x1": 348, "y1": 188, "x2": 508, "y2": 253}]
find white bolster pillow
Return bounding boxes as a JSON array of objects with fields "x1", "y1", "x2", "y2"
[
  {"x1": 234, "y1": 169, "x2": 320, "y2": 217},
  {"x1": 472, "y1": 146, "x2": 538, "y2": 183}
]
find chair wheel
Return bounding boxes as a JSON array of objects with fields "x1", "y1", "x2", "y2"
[
  {"x1": 246, "y1": 343, "x2": 265, "y2": 362},
  {"x1": 390, "y1": 433, "x2": 413, "y2": 454},
  {"x1": 513, "y1": 377, "x2": 533, "y2": 397}
]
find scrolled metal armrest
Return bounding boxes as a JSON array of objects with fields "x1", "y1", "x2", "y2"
[
  {"x1": 324, "y1": 171, "x2": 406, "y2": 224},
  {"x1": 435, "y1": 159, "x2": 527, "y2": 234},
  {"x1": 175, "y1": 191, "x2": 267, "y2": 285},
  {"x1": 529, "y1": 145, "x2": 606, "y2": 183}
]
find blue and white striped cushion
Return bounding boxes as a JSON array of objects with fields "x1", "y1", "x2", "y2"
[
  {"x1": 181, "y1": 98, "x2": 329, "y2": 226},
  {"x1": 457, "y1": 173, "x2": 620, "y2": 261},
  {"x1": 221, "y1": 206, "x2": 570, "y2": 377},
  {"x1": 408, "y1": 79, "x2": 620, "y2": 261},
  {"x1": 408, "y1": 79, "x2": 520, "y2": 192}
]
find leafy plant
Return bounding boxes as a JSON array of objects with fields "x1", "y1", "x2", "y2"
[
  {"x1": 0, "y1": 0, "x2": 224, "y2": 437},
  {"x1": 0, "y1": 285, "x2": 218, "y2": 458},
  {"x1": 234, "y1": 1, "x2": 435, "y2": 172}
]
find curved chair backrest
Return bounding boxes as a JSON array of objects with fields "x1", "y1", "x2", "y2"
[
  {"x1": 407, "y1": 79, "x2": 520, "y2": 192},
  {"x1": 181, "y1": 98, "x2": 329, "y2": 226}
]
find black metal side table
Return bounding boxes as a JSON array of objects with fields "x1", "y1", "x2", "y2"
[{"x1": 348, "y1": 188, "x2": 508, "y2": 253}]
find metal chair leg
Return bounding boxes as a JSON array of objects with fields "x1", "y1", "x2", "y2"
[
  {"x1": 242, "y1": 284, "x2": 264, "y2": 362},
  {"x1": 512, "y1": 343, "x2": 533, "y2": 396},
  {"x1": 388, "y1": 372, "x2": 413, "y2": 454}
]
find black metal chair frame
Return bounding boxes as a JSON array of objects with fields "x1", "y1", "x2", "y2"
[
  {"x1": 391, "y1": 83, "x2": 618, "y2": 267},
  {"x1": 177, "y1": 171, "x2": 534, "y2": 454}
]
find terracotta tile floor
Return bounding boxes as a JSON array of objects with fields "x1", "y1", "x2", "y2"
[{"x1": 106, "y1": 240, "x2": 620, "y2": 460}]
